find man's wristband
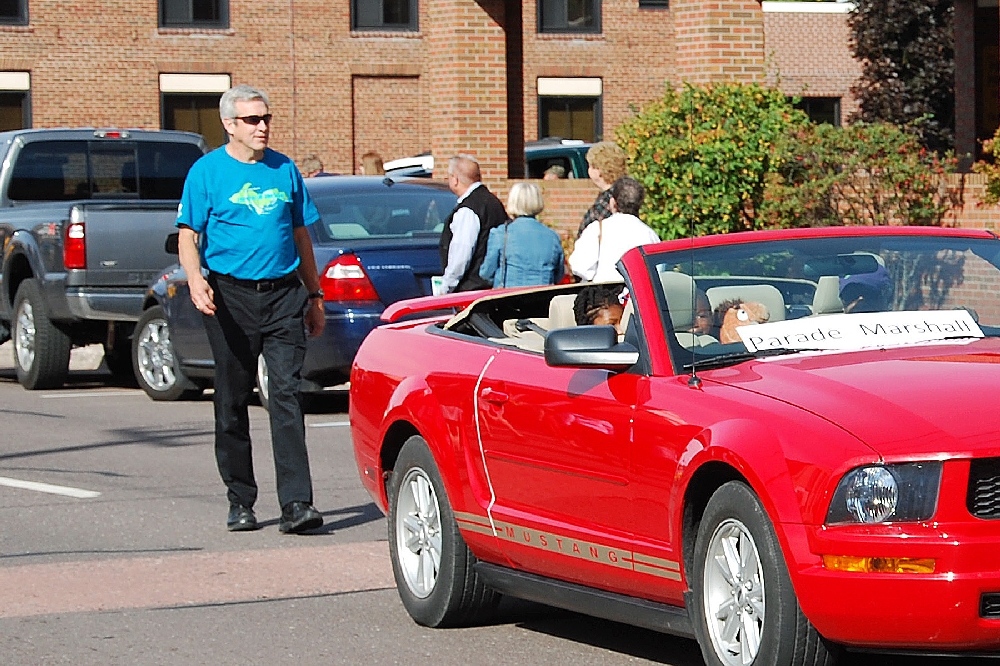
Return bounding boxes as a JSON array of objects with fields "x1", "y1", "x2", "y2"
[{"x1": 307, "y1": 289, "x2": 324, "y2": 301}]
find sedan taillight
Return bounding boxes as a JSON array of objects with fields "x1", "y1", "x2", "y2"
[{"x1": 320, "y1": 254, "x2": 379, "y2": 302}]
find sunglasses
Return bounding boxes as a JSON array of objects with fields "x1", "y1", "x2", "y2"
[{"x1": 234, "y1": 114, "x2": 273, "y2": 126}]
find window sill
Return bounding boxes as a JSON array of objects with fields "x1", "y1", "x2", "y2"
[
  {"x1": 350, "y1": 29, "x2": 421, "y2": 38},
  {"x1": 158, "y1": 27, "x2": 235, "y2": 35}
]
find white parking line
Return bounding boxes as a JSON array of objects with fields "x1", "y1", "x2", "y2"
[
  {"x1": 309, "y1": 421, "x2": 351, "y2": 428},
  {"x1": 0, "y1": 476, "x2": 101, "y2": 499},
  {"x1": 40, "y1": 391, "x2": 140, "y2": 399}
]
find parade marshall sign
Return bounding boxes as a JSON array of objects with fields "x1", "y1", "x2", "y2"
[{"x1": 737, "y1": 309, "x2": 983, "y2": 353}]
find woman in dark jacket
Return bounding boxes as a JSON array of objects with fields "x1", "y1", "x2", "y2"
[{"x1": 480, "y1": 182, "x2": 565, "y2": 288}]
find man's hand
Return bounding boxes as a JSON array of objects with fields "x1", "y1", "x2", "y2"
[
  {"x1": 188, "y1": 273, "x2": 216, "y2": 316},
  {"x1": 177, "y1": 226, "x2": 216, "y2": 316},
  {"x1": 304, "y1": 299, "x2": 325, "y2": 338}
]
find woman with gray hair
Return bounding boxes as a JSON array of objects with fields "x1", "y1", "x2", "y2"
[{"x1": 479, "y1": 182, "x2": 565, "y2": 288}]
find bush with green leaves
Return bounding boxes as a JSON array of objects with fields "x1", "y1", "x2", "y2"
[
  {"x1": 972, "y1": 125, "x2": 1000, "y2": 205},
  {"x1": 616, "y1": 82, "x2": 809, "y2": 239},
  {"x1": 760, "y1": 121, "x2": 962, "y2": 227}
]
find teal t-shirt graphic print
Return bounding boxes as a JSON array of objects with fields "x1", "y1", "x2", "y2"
[
  {"x1": 230, "y1": 182, "x2": 292, "y2": 215},
  {"x1": 177, "y1": 146, "x2": 320, "y2": 280}
]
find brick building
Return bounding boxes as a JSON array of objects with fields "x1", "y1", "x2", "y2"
[{"x1": 0, "y1": 1, "x2": 993, "y2": 185}]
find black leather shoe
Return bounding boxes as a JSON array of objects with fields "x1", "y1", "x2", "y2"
[
  {"x1": 279, "y1": 501, "x2": 323, "y2": 534},
  {"x1": 227, "y1": 504, "x2": 259, "y2": 532}
]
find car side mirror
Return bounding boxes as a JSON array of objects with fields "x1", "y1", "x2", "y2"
[
  {"x1": 544, "y1": 325, "x2": 639, "y2": 370},
  {"x1": 164, "y1": 232, "x2": 179, "y2": 255}
]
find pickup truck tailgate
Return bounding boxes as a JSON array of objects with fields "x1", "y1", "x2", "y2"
[{"x1": 74, "y1": 202, "x2": 179, "y2": 287}]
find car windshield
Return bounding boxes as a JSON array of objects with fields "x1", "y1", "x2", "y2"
[
  {"x1": 647, "y1": 233, "x2": 1000, "y2": 368},
  {"x1": 309, "y1": 188, "x2": 456, "y2": 241}
]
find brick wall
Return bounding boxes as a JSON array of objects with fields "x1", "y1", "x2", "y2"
[
  {"x1": 762, "y1": 5, "x2": 861, "y2": 120},
  {"x1": 672, "y1": 0, "x2": 766, "y2": 84},
  {"x1": 0, "y1": 1, "x2": 871, "y2": 181}
]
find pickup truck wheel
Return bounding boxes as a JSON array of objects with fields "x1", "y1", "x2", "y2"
[
  {"x1": 387, "y1": 435, "x2": 501, "y2": 627},
  {"x1": 13, "y1": 278, "x2": 71, "y2": 390},
  {"x1": 691, "y1": 481, "x2": 839, "y2": 666},
  {"x1": 132, "y1": 305, "x2": 201, "y2": 401}
]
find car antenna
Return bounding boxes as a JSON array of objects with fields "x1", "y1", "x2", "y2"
[{"x1": 684, "y1": 92, "x2": 702, "y2": 390}]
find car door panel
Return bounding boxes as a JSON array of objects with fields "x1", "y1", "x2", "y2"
[{"x1": 476, "y1": 348, "x2": 640, "y2": 591}]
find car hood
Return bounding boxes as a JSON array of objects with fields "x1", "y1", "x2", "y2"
[{"x1": 704, "y1": 338, "x2": 1000, "y2": 460}]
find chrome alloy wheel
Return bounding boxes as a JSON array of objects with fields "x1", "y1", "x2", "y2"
[
  {"x1": 703, "y1": 518, "x2": 766, "y2": 666},
  {"x1": 14, "y1": 298, "x2": 36, "y2": 371},
  {"x1": 136, "y1": 316, "x2": 177, "y2": 391},
  {"x1": 395, "y1": 467, "x2": 443, "y2": 599}
]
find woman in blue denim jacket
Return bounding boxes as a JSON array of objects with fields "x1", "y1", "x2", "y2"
[{"x1": 480, "y1": 182, "x2": 565, "y2": 288}]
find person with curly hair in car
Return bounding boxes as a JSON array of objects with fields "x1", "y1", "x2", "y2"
[{"x1": 574, "y1": 284, "x2": 626, "y2": 331}]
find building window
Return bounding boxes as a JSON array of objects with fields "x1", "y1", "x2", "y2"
[
  {"x1": 794, "y1": 97, "x2": 841, "y2": 126},
  {"x1": 540, "y1": 97, "x2": 601, "y2": 142},
  {"x1": 0, "y1": 0, "x2": 27, "y2": 25},
  {"x1": 160, "y1": 74, "x2": 231, "y2": 148},
  {"x1": 539, "y1": 0, "x2": 600, "y2": 34},
  {"x1": 639, "y1": 0, "x2": 668, "y2": 7},
  {"x1": 352, "y1": 0, "x2": 417, "y2": 31},
  {"x1": 538, "y1": 78, "x2": 602, "y2": 142},
  {"x1": 160, "y1": 0, "x2": 228, "y2": 29},
  {"x1": 0, "y1": 72, "x2": 30, "y2": 130}
]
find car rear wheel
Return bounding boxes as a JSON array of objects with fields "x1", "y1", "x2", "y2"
[
  {"x1": 132, "y1": 305, "x2": 201, "y2": 401},
  {"x1": 13, "y1": 278, "x2": 70, "y2": 390},
  {"x1": 691, "y1": 481, "x2": 839, "y2": 666},
  {"x1": 387, "y1": 435, "x2": 501, "y2": 627}
]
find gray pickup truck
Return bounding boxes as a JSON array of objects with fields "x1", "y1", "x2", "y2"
[{"x1": 0, "y1": 128, "x2": 208, "y2": 389}]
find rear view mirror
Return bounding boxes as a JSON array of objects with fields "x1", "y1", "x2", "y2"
[
  {"x1": 164, "y1": 232, "x2": 179, "y2": 255},
  {"x1": 804, "y1": 252, "x2": 881, "y2": 278}
]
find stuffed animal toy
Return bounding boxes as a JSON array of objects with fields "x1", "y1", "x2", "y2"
[{"x1": 715, "y1": 299, "x2": 770, "y2": 344}]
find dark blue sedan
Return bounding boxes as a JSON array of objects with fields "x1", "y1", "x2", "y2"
[{"x1": 131, "y1": 175, "x2": 457, "y2": 406}]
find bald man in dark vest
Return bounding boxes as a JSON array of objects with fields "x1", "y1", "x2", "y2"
[{"x1": 439, "y1": 155, "x2": 508, "y2": 292}]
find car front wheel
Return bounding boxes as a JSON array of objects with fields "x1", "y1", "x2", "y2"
[
  {"x1": 132, "y1": 305, "x2": 201, "y2": 401},
  {"x1": 387, "y1": 435, "x2": 501, "y2": 627},
  {"x1": 691, "y1": 481, "x2": 839, "y2": 666}
]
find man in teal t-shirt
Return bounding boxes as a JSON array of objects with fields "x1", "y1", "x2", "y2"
[{"x1": 176, "y1": 83, "x2": 325, "y2": 535}]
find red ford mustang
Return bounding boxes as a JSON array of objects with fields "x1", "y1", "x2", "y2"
[{"x1": 349, "y1": 226, "x2": 1000, "y2": 665}]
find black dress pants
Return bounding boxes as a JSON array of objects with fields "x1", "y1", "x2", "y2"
[{"x1": 203, "y1": 273, "x2": 313, "y2": 510}]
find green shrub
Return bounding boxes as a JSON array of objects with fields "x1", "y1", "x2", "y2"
[
  {"x1": 616, "y1": 82, "x2": 808, "y2": 239},
  {"x1": 761, "y1": 121, "x2": 962, "y2": 227}
]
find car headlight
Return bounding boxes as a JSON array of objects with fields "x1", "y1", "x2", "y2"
[{"x1": 825, "y1": 462, "x2": 942, "y2": 525}]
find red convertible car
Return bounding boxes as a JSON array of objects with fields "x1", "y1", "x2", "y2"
[{"x1": 350, "y1": 226, "x2": 1000, "y2": 665}]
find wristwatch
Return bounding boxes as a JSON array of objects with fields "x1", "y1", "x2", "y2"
[{"x1": 307, "y1": 289, "x2": 324, "y2": 300}]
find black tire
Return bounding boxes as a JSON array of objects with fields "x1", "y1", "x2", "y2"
[
  {"x1": 131, "y1": 305, "x2": 201, "y2": 401},
  {"x1": 387, "y1": 435, "x2": 501, "y2": 627},
  {"x1": 12, "y1": 278, "x2": 71, "y2": 390},
  {"x1": 103, "y1": 322, "x2": 137, "y2": 384},
  {"x1": 690, "y1": 481, "x2": 839, "y2": 666}
]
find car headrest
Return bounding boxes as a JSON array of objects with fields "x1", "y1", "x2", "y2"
[
  {"x1": 659, "y1": 271, "x2": 697, "y2": 331},
  {"x1": 548, "y1": 293, "x2": 578, "y2": 329},
  {"x1": 812, "y1": 275, "x2": 843, "y2": 314}
]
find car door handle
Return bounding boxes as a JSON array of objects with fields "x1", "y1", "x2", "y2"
[{"x1": 479, "y1": 387, "x2": 508, "y2": 404}]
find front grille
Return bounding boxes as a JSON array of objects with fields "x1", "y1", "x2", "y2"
[
  {"x1": 981, "y1": 593, "x2": 1000, "y2": 619},
  {"x1": 968, "y1": 458, "x2": 1000, "y2": 519}
]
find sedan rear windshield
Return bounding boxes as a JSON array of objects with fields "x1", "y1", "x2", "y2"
[{"x1": 310, "y1": 189, "x2": 457, "y2": 241}]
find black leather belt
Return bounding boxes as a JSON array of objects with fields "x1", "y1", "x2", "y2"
[{"x1": 210, "y1": 271, "x2": 300, "y2": 292}]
